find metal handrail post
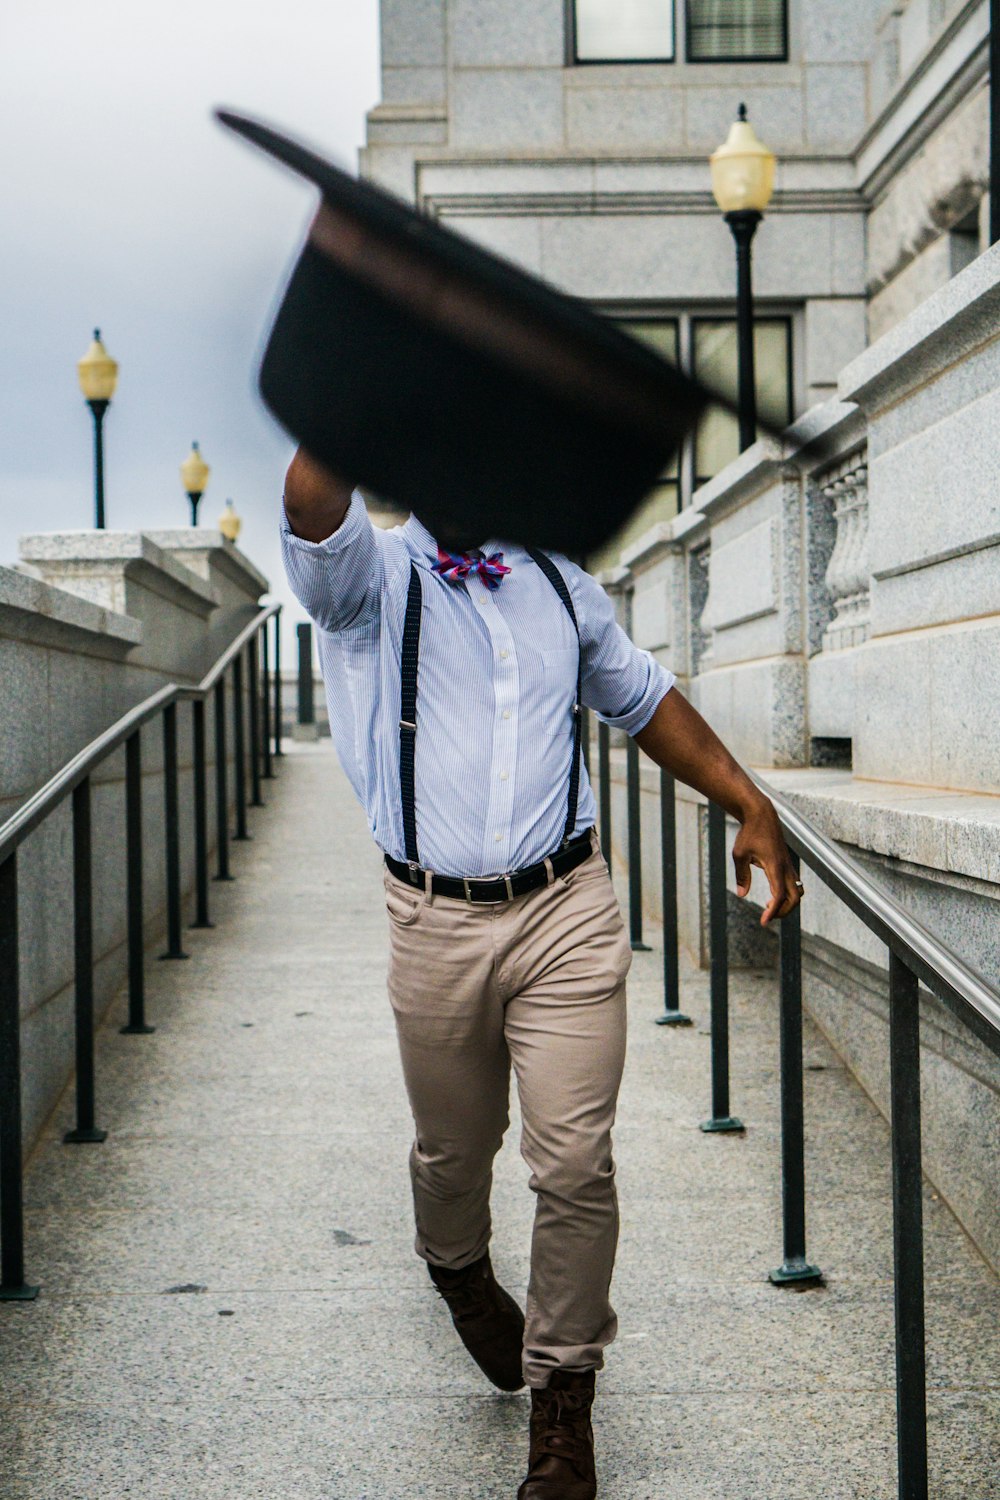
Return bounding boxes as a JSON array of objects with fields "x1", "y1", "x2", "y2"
[
  {"x1": 655, "y1": 770, "x2": 691, "y2": 1026},
  {"x1": 597, "y1": 720, "x2": 611, "y2": 874},
  {"x1": 190, "y1": 699, "x2": 213, "y2": 927},
  {"x1": 261, "y1": 623, "x2": 274, "y2": 780},
  {"x1": 889, "y1": 951, "x2": 929, "y2": 1500},
  {"x1": 626, "y1": 737, "x2": 650, "y2": 951},
  {"x1": 232, "y1": 653, "x2": 250, "y2": 841},
  {"x1": 159, "y1": 704, "x2": 188, "y2": 961},
  {"x1": 248, "y1": 639, "x2": 264, "y2": 808},
  {"x1": 213, "y1": 678, "x2": 233, "y2": 881},
  {"x1": 64, "y1": 778, "x2": 108, "y2": 1141},
  {"x1": 580, "y1": 706, "x2": 591, "y2": 775},
  {"x1": 701, "y1": 801, "x2": 743, "y2": 1133},
  {"x1": 0, "y1": 853, "x2": 38, "y2": 1299},
  {"x1": 120, "y1": 731, "x2": 153, "y2": 1035},
  {"x1": 770, "y1": 855, "x2": 821, "y2": 1285},
  {"x1": 274, "y1": 615, "x2": 283, "y2": 758}
]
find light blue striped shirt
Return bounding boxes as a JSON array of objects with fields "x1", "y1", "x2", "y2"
[{"x1": 280, "y1": 494, "x2": 674, "y2": 878}]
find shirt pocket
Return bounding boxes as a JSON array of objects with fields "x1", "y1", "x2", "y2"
[{"x1": 540, "y1": 646, "x2": 579, "y2": 687}]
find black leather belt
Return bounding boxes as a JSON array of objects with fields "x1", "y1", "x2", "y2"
[{"x1": 384, "y1": 827, "x2": 596, "y2": 904}]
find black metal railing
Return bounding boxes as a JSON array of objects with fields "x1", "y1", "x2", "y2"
[
  {"x1": 0, "y1": 604, "x2": 282, "y2": 1303},
  {"x1": 597, "y1": 729, "x2": 1000, "y2": 1500}
]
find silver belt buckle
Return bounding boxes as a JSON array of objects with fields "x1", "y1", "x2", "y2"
[{"x1": 462, "y1": 874, "x2": 514, "y2": 905}]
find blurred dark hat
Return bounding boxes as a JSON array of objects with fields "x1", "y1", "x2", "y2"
[{"x1": 217, "y1": 109, "x2": 715, "y2": 555}]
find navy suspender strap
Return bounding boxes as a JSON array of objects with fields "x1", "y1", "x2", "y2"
[
  {"x1": 526, "y1": 548, "x2": 584, "y2": 849},
  {"x1": 397, "y1": 551, "x2": 584, "y2": 866},
  {"x1": 399, "y1": 562, "x2": 423, "y2": 865}
]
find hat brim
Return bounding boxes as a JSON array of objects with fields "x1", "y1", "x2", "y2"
[{"x1": 217, "y1": 109, "x2": 731, "y2": 553}]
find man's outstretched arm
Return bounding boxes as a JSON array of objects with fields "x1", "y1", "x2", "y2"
[{"x1": 633, "y1": 688, "x2": 801, "y2": 925}]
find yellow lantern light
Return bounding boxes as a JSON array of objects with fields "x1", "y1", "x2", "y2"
[
  {"x1": 218, "y1": 498, "x2": 242, "y2": 542},
  {"x1": 180, "y1": 442, "x2": 211, "y2": 525},
  {"x1": 181, "y1": 441, "x2": 210, "y2": 496},
  {"x1": 77, "y1": 329, "x2": 119, "y2": 403},
  {"x1": 710, "y1": 105, "x2": 776, "y2": 217}
]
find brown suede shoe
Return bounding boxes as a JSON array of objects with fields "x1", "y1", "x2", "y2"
[
  {"x1": 517, "y1": 1369, "x2": 597, "y2": 1499},
  {"x1": 428, "y1": 1252, "x2": 525, "y2": 1392}
]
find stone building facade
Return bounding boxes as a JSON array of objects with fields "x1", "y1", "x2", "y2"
[{"x1": 360, "y1": 1, "x2": 999, "y2": 1273}]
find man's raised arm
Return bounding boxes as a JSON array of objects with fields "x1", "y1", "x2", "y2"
[
  {"x1": 280, "y1": 447, "x2": 386, "y2": 633},
  {"x1": 283, "y1": 447, "x2": 354, "y2": 542}
]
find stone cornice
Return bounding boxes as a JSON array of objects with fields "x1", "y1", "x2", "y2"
[{"x1": 425, "y1": 188, "x2": 866, "y2": 219}]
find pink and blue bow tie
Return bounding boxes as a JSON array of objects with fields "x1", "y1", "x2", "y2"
[{"x1": 432, "y1": 545, "x2": 512, "y2": 591}]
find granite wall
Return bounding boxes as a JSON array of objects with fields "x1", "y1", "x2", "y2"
[
  {"x1": 590, "y1": 244, "x2": 1000, "y2": 1273},
  {"x1": 3, "y1": 530, "x2": 269, "y2": 1155}
]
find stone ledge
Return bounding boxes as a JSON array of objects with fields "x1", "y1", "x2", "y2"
[
  {"x1": 683, "y1": 437, "x2": 785, "y2": 525},
  {"x1": 0, "y1": 565, "x2": 140, "y2": 658},
  {"x1": 145, "y1": 529, "x2": 269, "y2": 600},
  {"x1": 20, "y1": 532, "x2": 217, "y2": 618},
  {"x1": 755, "y1": 767, "x2": 1000, "y2": 890},
  {"x1": 839, "y1": 239, "x2": 1000, "y2": 414}
]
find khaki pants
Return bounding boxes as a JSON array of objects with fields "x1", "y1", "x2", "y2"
[{"x1": 382, "y1": 829, "x2": 632, "y2": 1388}]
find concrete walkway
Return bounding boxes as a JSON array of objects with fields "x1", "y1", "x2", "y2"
[{"x1": 2, "y1": 742, "x2": 997, "y2": 1499}]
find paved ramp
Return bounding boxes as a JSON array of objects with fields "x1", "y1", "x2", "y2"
[{"x1": 2, "y1": 742, "x2": 997, "y2": 1498}]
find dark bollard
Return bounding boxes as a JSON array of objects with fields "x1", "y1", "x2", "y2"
[
  {"x1": 700, "y1": 801, "x2": 743, "y2": 1133},
  {"x1": 889, "y1": 951, "x2": 929, "y2": 1500},
  {"x1": 190, "y1": 698, "x2": 214, "y2": 927},
  {"x1": 248, "y1": 639, "x2": 264, "y2": 808},
  {"x1": 232, "y1": 653, "x2": 250, "y2": 841},
  {"x1": 770, "y1": 854, "x2": 821, "y2": 1284},
  {"x1": 158, "y1": 704, "x2": 189, "y2": 960},
  {"x1": 626, "y1": 736, "x2": 650, "y2": 951},
  {"x1": 213, "y1": 678, "x2": 234, "y2": 882},
  {"x1": 296, "y1": 621, "x2": 317, "y2": 740},
  {"x1": 655, "y1": 769, "x2": 691, "y2": 1027},
  {"x1": 120, "y1": 731, "x2": 154, "y2": 1035},
  {"x1": 0, "y1": 852, "x2": 39, "y2": 1299},
  {"x1": 64, "y1": 778, "x2": 108, "y2": 1140},
  {"x1": 597, "y1": 720, "x2": 612, "y2": 876},
  {"x1": 580, "y1": 705, "x2": 591, "y2": 775},
  {"x1": 274, "y1": 615, "x2": 283, "y2": 758},
  {"x1": 261, "y1": 624, "x2": 274, "y2": 780}
]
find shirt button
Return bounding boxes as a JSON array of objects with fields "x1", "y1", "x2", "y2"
[
  {"x1": 500, "y1": 771, "x2": 509, "y2": 781},
  {"x1": 500, "y1": 650, "x2": 508, "y2": 660},
  {"x1": 494, "y1": 833, "x2": 503, "y2": 842}
]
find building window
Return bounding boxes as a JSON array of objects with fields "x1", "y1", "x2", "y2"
[
  {"x1": 572, "y1": 0, "x2": 675, "y2": 63},
  {"x1": 686, "y1": 0, "x2": 788, "y2": 62},
  {"x1": 692, "y1": 317, "x2": 792, "y2": 485},
  {"x1": 585, "y1": 312, "x2": 794, "y2": 575},
  {"x1": 585, "y1": 320, "x2": 679, "y2": 574}
]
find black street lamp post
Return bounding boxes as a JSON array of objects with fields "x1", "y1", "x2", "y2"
[
  {"x1": 710, "y1": 106, "x2": 777, "y2": 454},
  {"x1": 77, "y1": 330, "x2": 119, "y2": 529}
]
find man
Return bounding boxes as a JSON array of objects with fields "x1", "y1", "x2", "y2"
[{"x1": 281, "y1": 447, "x2": 802, "y2": 1499}]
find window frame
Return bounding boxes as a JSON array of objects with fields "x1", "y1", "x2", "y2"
[
  {"x1": 603, "y1": 304, "x2": 800, "y2": 511},
  {"x1": 567, "y1": 0, "x2": 677, "y2": 66},
  {"x1": 690, "y1": 312, "x2": 794, "y2": 488},
  {"x1": 684, "y1": 0, "x2": 790, "y2": 65}
]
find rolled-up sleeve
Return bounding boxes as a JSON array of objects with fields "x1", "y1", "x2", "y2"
[
  {"x1": 569, "y1": 566, "x2": 675, "y2": 736},
  {"x1": 279, "y1": 490, "x2": 385, "y2": 633}
]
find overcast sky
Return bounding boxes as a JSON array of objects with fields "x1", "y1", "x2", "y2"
[{"x1": 1, "y1": 0, "x2": 380, "y2": 636}]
